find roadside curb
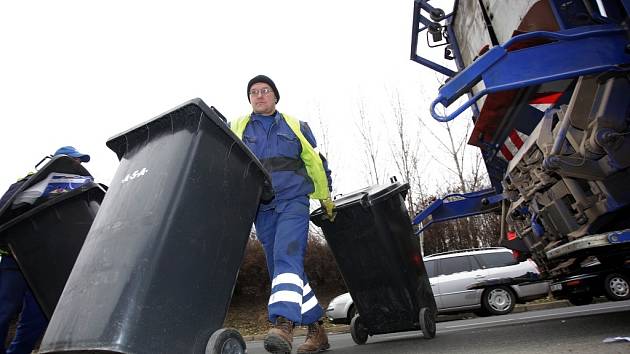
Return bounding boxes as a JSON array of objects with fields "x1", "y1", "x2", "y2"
[
  {"x1": 242, "y1": 300, "x2": 572, "y2": 342},
  {"x1": 516, "y1": 299, "x2": 571, "y2": 312},
  {"x1": 435, "y1": 299, "x2": 572, "y2": 323}
]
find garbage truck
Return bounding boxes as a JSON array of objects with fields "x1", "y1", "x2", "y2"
[{"x1": 410, "y1": 0, "x2": 630, "y2": 293}]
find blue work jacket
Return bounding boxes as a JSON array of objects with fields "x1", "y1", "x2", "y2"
[{"x1": 241, "y1": 112, "x2": 332, "y2": 210}]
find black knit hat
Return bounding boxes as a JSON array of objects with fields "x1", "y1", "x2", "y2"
[{"x1": 247, "y1": 74, "x2": 280, "y2": 103}]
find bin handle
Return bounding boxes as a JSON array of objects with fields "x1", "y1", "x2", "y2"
[
  {"x1": 373, "y1": 183, "x2": 409, "y2": 205},
  {"x1": 358, "y1": 192, "x2": 371, "y2": 209},
  {"x1": 362, "y1": 183, "x2": 410, "y2": 208}
]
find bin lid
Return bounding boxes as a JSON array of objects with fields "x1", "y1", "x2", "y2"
[
  {"x1": 0, "y1": 156, "x2": 92, "y2": 226},
  {"x1": 105, "y1": 98, "x2": 272, "y2": 197},
  {"x1": 0, "y1": 182, "x2": 105, "y2": 236},
  {"x1": 310, "y1": 182, "x2": 409, "y2": 225},
  {"x1": 332, "y1": 182, "x2": 409, "y2": 209}
]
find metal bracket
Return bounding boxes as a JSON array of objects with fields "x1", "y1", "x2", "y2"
[
  {"x1": 546, "y1": 229, "x2": 630, "y2": 259},
  {"x1": 412, "y1": 188, "x2": 504, "y2": 233},
  {"x1": 410, "y1": 0, "x2": 456, "y2": 77}
]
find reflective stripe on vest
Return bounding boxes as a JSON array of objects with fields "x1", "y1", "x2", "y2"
[{"x1": 230, "y1": 113, "x2": 330, "y2": 199}]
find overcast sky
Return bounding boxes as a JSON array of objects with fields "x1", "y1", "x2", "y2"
[{"x1": 0, "y1": 0, "x2": 472, "y2": 195}]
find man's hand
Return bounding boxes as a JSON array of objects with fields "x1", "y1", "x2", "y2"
[{"x1": 320, "y1": 197, "x2": 336, "y2": 222}]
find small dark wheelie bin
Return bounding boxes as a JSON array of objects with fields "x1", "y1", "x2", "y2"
[
  {"x1": 311, "y1": 182, "x2": 437, "y2": 345},
  {"x1": 0, "y1": 156, "x2": 105, "y2": 319},
  {"x1": 38, "y1": 99, "x2": 271, "y2": 354}
]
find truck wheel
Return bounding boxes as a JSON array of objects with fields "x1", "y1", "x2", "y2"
[
  {"x1": 350, "y1": 314, "x2": 369, "y2": 345},
  {"x1": 568, "y1": 295, "x2": 593, "y2": 306},
  {"x1": 205, "y1": 328, "x2": 246, "y2": 354},
  {"x1": 482, "y1": 286, "x2": 515, "y2": 315},
  {"x1": 419, "y1": 307, "x2": 436, "y2": 339},
  {"x1": 603, "y1": 273, "x2": 630, "y2": 301}
]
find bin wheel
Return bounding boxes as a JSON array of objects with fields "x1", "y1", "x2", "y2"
[
  {"x1": 350, "y1": 314, "x2": 369, "y2": 345},
  {"x1": 419, "y1": 307, "x2": 436, "y2": 339},
  {"x1": 205, "y1": 328, "x2": 246, "y2": 354}
]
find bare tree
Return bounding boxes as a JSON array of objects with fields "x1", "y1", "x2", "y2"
[
  {"x1": 418, "y1": 76, "x2": 489, "y2": 193},
  {"x1": 354, "y1": 97, "x2": 383, "y2": 185},
  {"x1": 308, "y1": 103, "x2": 335, "y2": 242},
  {"x1": 307, "y1": 101, "x2": 337, "y2": 196},
  {"x1": 388, "y1": 90, "x2": 423, "y2": 216},
  {"x1": 419, "y1": 106, "x2": 491, "y2": 193},
  {"x1": 413, "y1": 76, "x2": 493, "y2": 253},
  {"x1": 314, "y1": 104, "x2": 330, "y2": 160},
  {"x1": 417, "y1": 116, "x2": 472, "y2": 192}
]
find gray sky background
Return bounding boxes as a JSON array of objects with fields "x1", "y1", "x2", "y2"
[{"x1": 0, "y1": 0, "x2": 478, "y2": 196}]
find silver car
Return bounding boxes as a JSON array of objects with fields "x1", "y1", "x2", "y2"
[{"x1": 326, "y1": 248, "x2": 549, "y2": 323}]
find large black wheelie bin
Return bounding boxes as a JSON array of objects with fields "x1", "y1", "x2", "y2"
[
  {"x1": 0, "y1": 156, "x2": 105, "y2": 319},
  {"x1": 311, "y1": 182, "x2": 437, "y2": 345},
  {"x1": 38, "y1": 99, "x2": 271, "y2": 354}
]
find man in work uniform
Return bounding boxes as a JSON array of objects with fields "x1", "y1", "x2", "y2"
[
  {"x1": 0, "y1": 146, "x2": 90, "y2": 354},
  {"x1": 230, "y1": 75, "x2": 335, "y2": 354}
]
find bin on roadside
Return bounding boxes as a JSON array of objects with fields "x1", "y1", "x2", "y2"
[
  {"x1": 0, "y1": 156, "x2": 105, "y2": 319},
  {"x1": 311, "y1": 182, "x2": 437, "y2": 345},
  {"x1": 38, "y1": 98, "x2": 271, "y2": 354}
]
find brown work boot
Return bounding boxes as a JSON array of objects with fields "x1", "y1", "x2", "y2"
[
  {"x1": 264, "y1": 316, "x2": 294, "y2": 353},
  {"x1": 297, "y1": 320, "x2": 330, "y2": 354}
]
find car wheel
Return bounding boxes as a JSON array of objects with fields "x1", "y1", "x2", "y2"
[
  {"x1": 350, "y1": 314, "x2": 369, "y2": 345},
  {"x1": 603, "y1": 273, "x2": 630, "y2": 301},
  {"x1": 419, "y1": 307, "x2": 436, "y2": 339},
  {"x1": 347, "y1": 305, "x2": 356, "y2": 324},
  {"x1": 482, "y1": 286, "x2": 515, "y2": 315},
  {"x1": 568, "y1": 295, "x2": 593, "y2": 306},
  {"x1": 205, "y1": 328, "x2": 246, "y2": 354}
]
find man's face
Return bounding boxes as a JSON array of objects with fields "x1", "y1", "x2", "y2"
[{"x1": 249, "y1": 82, "x2": 276, "y2": 115}]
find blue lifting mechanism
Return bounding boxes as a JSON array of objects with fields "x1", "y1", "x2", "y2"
[
  {"x1": 429, "y1": 24, "x2": 630, "y2": 122},
  {"x1": 412, "y1": 189, "x2": 505, "y2": 233},
  {"x1": 410, "y1": 1, "x2": 630, "y2": 231},
  {"x1": 410, "y1": 1, "x2": 630, "y2": 123}
]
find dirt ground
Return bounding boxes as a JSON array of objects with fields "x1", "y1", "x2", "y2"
[{"x1": 224, "y1": 288, "x2": 342, "y2": 336}]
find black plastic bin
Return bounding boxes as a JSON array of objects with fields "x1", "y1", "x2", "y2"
[
  {"x1": 0, "y1": 156, "x2": 104, "y2": 319},
  {"x1": 39, "y1": 98, "x2": 271, "y2": 354},
  {"x1": 311, "y1": 182, "x2": 437, "y2": 344}
]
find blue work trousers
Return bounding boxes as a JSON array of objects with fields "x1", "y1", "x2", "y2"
[
  {"x1": 0, "y1": 256, "x2": 47, "y2": 354},
  {"x1": 255, "y1": 198, "x2": 323, "y2": 325}
]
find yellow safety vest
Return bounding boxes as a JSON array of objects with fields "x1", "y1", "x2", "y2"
[{"x1": 231, "y1": 113, "x2": 330, "y2": 200}]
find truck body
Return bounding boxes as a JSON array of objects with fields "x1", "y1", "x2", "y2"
[{"x1": 411, "y1": 0, "x2": 630, "y2": 280}]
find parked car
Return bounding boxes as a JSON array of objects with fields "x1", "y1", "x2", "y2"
[
  {"x1": 550, "y1": 257, "x2": 630, "y2": 306},
  {"x1": 326, "y1": 247, "x2": 549, "y2": 323}
]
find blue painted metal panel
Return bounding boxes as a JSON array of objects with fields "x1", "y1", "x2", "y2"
[
  {"x1": 429, "y1": 25, "x2": 630, "y2": 122},
  {"x1": 608, "y1": 230, "x2": 630, "y2": 244},
  {"x1": 412, "y1": 188, "x2": 504, "y2": 233}
]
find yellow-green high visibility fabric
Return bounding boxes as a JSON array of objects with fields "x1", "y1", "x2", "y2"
[{"x1": 230, "y1": 114, "x2": 330, "y2": 199}]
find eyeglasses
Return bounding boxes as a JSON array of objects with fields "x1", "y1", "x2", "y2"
[{"x1": 249, "y1": 88, "x2": 274, "y2": 97}]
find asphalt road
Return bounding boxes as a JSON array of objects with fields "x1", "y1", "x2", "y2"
[{"x1": 246, "y1": 300, "x2": 630, "y2": 354}]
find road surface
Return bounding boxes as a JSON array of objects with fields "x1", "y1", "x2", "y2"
[{"x1": 246, "y1": 300, "x2": 630, "y2": 354}]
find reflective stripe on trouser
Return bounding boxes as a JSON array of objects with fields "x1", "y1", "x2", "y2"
[{"x1": 255, "y1": 198, "x2": 323, "y2": 325}]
